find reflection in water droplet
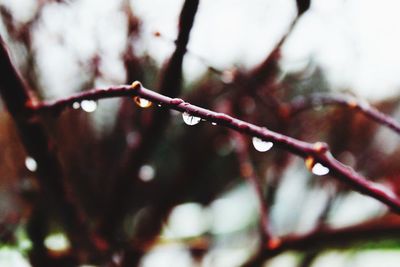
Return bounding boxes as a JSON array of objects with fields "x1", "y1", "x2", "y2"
[
  {"x1": 133, "y1": 96, "x2": 152, "y2": 108},
  {"x1": 138, "y1": 165, "x2": 155, "y2": 182},
  {"x1": 312, "y1": 163, "x2": 329, "y2": 176},
  {"x1": 211, "y1": 122, "x2": 217, "y2": 125},
  {"x1": 72, "y1": 102, "x2": 80, "y2": 109},
  {"x1": 305, "y1": 156, "x2": 329, "y2": 176},
  {"x1": 81, "y1": 100, "x2": 97, "y2": 112},
  {"x1": 252, "y1": 137, "x2": 273, "y2": 152},
  {"x1": 25, "y1": 157, "x2": 37, "y2": 172},
  {"x1": 182, "y1": 112, "x2": 201, "y2": 126}
]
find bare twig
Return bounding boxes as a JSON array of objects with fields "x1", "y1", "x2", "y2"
[
  {"x1": 99, "y1": 0, "x2": 200, "y2": 249},
  {"x1": 288, "y1": 93, "x2": 400, "y2": 136},
  {"x1": 232, "y1": 132, "x2": 274, "y2": 245},
  {"x1": 32, "y1": 82, "x2": 400, "y2": 215},
  {"x1": 241, "y1": 215, "x2": 400, "y2": 266},
  {"x1": 248, "y1": 0, "x2": 310, "y2": 84},
  {"x1": 296, "y1": 0, "x2": 311, "y2": 16}
]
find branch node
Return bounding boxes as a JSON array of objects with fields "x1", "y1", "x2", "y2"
[
  {"x1": 170, "y1": 98, "x2": 185, "y2": 105},
  {"x1": 313, "y1": 142, "x2": 329, "y2": 154},
  {"x1": 131, "y1": 81, "x2": 142, "y2": 90},
  {"x1": 267, "y1": 237, "x2": 282, "y2": 250},
  {"x1": 346, "y1": 98, "x2": 358, "y2": 109}
]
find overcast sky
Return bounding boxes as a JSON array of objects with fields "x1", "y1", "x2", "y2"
[{"x1": 1, "y1": 0, "x2": 400, "y2": 101}]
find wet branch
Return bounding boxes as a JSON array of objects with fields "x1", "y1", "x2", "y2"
[
  {"x1": 32, "y1": 82, "x2": 400, "y2": 215},
  {"x1": 288, "y1": 93, "x2": 400, "y2": 136},
  {"x1": 98, "y1": 0, "x2": 200, "y2": 250}
]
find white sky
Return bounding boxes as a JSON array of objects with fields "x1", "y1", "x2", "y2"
[{"x1": 2, "y1": 0, "x2": 400, "y2": 101}]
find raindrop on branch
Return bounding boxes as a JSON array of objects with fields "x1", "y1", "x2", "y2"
[
  {"x1": 252, "y1": 137, "x2": 273, "y2": 152},
  {"x1": 133, "y1": 96, "x2": 152, "y2": 108},
  {"x1": 305, "y1": 157, "x2": 329, "y2": 176},
  {"x1": 72, "y1": 102, "x2": 80, "y2": 109},
  {"x1": 25, "y1": 157, "x2": 37, "y2": 172},
  {"x1": 81, "y1": 100, "x2": 97, "y2": 112},
  {"x1": 182, "y1": 112, "x2": 201, "y2": 126}
]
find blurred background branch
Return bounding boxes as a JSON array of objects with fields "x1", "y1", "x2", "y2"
[{"x1": 1, "y1": 0, "x2": 400, "y2": 267}]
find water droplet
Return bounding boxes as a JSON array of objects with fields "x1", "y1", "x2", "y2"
[
  {"x1": 25, "y1": 157, "x2": 37, "y2": 172},
  {"x1": 211, "y1": 122, "x2": 217, "y2": 125},
  {"x1": 139, "y1": 165, "x2": 155, "y2": 182},
  {"x1": 81, "y1": 100, "x2": 97, "y2": 112},
  {"x1": 72, "y1": 102, "x2": 80, "y2": 109},
  {"x1": 44, "y1": 232, "x2": 70, "y2": 252},
  {"x1": 182, "y1": 112, "x2": 201, "y2": 126},
  {"x1": 312, "y1": 163, "x2": 329, "y2": 176},
  {"x1": 305, "y1": 157, "x2": 329, "y2": 176},
  {"x1": 133, "y1": 96, "x2": 152, "y2": 108},
  {"x1": 252, "y1": 137, "x2": 273, "y2": 152}
]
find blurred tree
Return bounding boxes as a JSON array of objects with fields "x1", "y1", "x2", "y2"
[{"x1": 1, "y1": 1, "x2": 400, "y2": 267}]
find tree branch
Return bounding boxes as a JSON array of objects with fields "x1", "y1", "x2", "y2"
[
  {"x1": 0, "y1": 36, "x2": 96, "y2": 255},
  {"x1": 232, "y1": 132, "x2": 275, "y2": 246},
  {"x1": 98, "y1": 0, "x2": 200, "y2": 248},
  {"x1": 288, "y1": 93, "x2": 400, "y2": 136},
  {"x1": 32, "y1": 82, "x2": 400, "y2": 215},
  {"x1": 248, "y1": 0, "x2": 310, "y2": 84},
  {"x1": 296, "y1": 0, "x2": 311, "y2": 16},
  {"x1": 241, "y1": 215, "x2": 400, "y2": 266}
]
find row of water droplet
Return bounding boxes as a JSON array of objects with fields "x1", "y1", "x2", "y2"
[
  {"x1": 181, "y1": 112, "x2": 330, "y2": 176},
  {"x1": 68, "y1": 96, "x2": 329, "y2": 176},
  {"x1": 252, "y1": 136, "x2": 329, "y2": 176},
  {"x1": 72, "y1": 100, "x2": 97, "y2": 112},
  {"x1": 71, "y1": 96, "x2": 153, "y2": 113}
]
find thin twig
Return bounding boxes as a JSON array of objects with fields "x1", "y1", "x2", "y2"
[
  {"x1": 248, "y1": 0, "x2": 310, "y2": 83},
  {"x1": 232, "y1": 132, "x2": 274, "y2": 246},
  {"x1": 296, "y1": 0, "x2": 311, "y2": 16},
  {"x1": 32, "y1": 82, "x2": 400, "y2": 215},
  {"x1": 288, "y1": 93, "x2": 400, "y2": 136},
  {"x1": 241, "y1": 214, "x2": 400, "y2": 266},
  {"x1": 99, "y1": 0, "x2": 200, "y2": 248}
]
